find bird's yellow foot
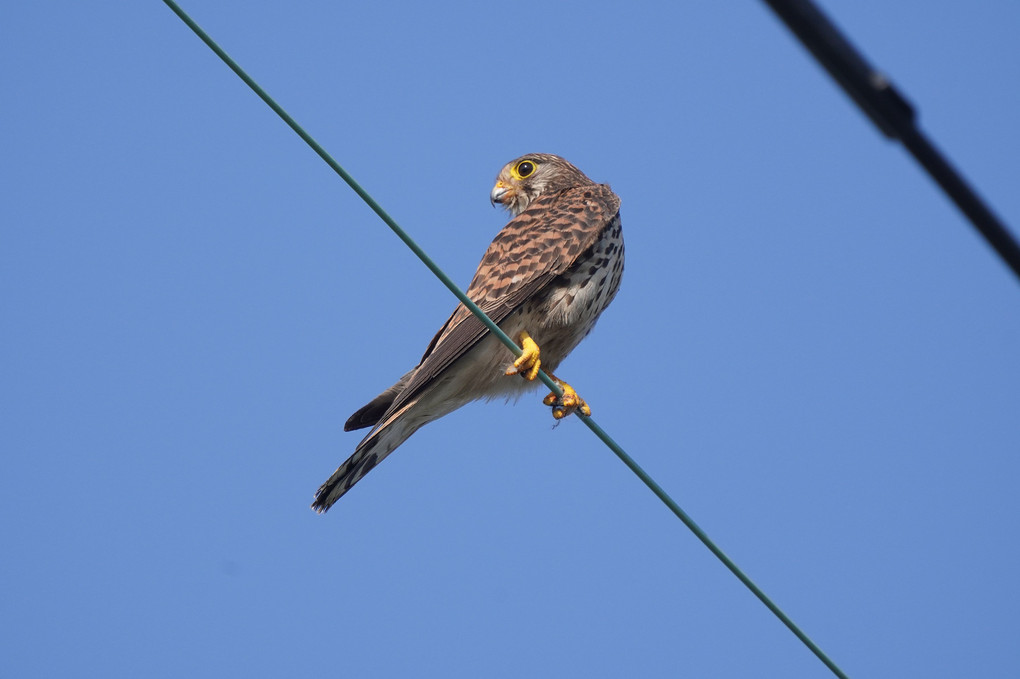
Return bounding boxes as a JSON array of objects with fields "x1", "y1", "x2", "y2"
[
  {"x1": 543, "y1": 379, "x2": 591, "y2": 420},
  {"x1": 505, "y1": 330, "x2": 541, "y2": 381}
]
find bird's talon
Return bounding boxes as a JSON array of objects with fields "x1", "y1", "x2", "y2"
[
  {"x1": 506, "y1": 331, "x2": 541, "y2": 381},
  {"x1": 543, "y1": 380, "x2": 590, "y2": 419}
]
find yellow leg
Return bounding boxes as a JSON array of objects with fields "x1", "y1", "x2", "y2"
[
  {"x1": 505, "y1": 331, "x2": 590, "y2": 419},
  {"x1": 505, "y1": 330, "x2": 542, "y2": 381}
]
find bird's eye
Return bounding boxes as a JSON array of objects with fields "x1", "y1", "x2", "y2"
[{"x1": 514, "y1": 160, "x2": 536, "y2": 179}]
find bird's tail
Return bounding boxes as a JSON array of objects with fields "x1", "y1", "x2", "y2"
[{"x1": 311, "y1": 401, "x2": 421, "y2": 513}]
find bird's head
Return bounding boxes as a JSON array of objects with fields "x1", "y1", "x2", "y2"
[{"x1": 490, "y1": 153, "x2": 593, "y2": 216}]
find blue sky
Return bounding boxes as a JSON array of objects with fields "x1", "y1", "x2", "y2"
[{"x1": 3, "y1": 1, "x2": 1018, "y2": 677}]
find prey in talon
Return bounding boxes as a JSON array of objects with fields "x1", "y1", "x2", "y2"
[{"x1": 312, "y1": 153, "x2": 624, "y2": 513}]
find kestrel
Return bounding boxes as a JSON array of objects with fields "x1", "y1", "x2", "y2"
[{"x1": 312, "y1": 153, "x2": 624, "y2": 513}]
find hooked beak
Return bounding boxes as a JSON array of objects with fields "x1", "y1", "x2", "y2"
[{"x1": 490, "y1": 180, "x2": 512, "y2": 207}]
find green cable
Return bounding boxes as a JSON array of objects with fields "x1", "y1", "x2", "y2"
[{"x1": 161, "y1": 3, "x2": 850, "y2": 677}]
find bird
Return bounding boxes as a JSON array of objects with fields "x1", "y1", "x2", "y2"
[{"x1": 311, "y1": 153, "x2": 624, "y2": 513}]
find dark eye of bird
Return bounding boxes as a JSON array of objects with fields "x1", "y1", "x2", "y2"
[{"x1": 516, "y1": 161, "x2": 535, "y2": 178}]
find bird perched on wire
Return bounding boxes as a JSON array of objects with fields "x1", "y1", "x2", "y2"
[{"x1": 312, "y1": 153, "x2": 624, "y2": 513}]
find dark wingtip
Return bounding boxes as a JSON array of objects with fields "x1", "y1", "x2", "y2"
[
  {"x1": 344, "y1": 371, "x2": 413, "y2": 431},
  {"x1": 343, "y1": 416, "x2": 366, "y2": 432},
  {"x1": 344, "y1": 404, "x2": 382, "y2": 431}
]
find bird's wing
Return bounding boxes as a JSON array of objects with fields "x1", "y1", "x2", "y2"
[{"x1": 383, "y1": 184, "x2": 620, "y2": 417}]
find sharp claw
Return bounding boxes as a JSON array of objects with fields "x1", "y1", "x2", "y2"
[
  {"x1": 506, "y1": 331, "x2": 541, "y2": 381},
  {"x1": 526, "y1": 361, "x2": 540, "y2": 381},
  {"x1": 543, "y1": 380, "x2": 590, "y2": 419},
  {"x1": 506, "y1": 332, "x2": 590, "y2": 419}
]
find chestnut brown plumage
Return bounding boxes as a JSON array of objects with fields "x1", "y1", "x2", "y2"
[{"x1": 312, "y1": 154, "x2": 624, "y2": 513}]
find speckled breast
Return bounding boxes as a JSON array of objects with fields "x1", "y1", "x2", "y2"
[{"x1": 528, "y1": 212, "x2": 625, "y2": 364}]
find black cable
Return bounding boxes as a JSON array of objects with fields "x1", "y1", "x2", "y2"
[{"x1": 762, "y1": 0, "x2": 1020, "y2": 282}]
